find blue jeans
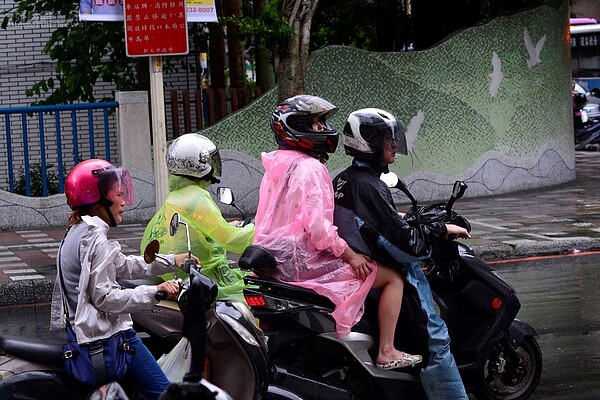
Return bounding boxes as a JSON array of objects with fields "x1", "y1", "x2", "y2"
[
  {"x1": 380, "y1": 239, "x2": 468, "y2": 400},
  {"x1": 124, "y1": 329, "x2": 170, "y2": 400}
]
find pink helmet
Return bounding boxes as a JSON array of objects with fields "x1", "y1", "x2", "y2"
[{"x1": 64, "y1": 159, "x2": 134, "y2": 210}]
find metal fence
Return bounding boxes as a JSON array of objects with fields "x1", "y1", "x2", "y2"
[{"x1": 0, "y1": 102, "x2": 119, "y2": 197}]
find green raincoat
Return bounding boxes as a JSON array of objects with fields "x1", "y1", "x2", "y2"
[{"x1": 140, "y1": 175, "x2": 254, "y2": 302}]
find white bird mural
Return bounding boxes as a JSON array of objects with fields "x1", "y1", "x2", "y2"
[
  {"x1": 524, "y1": 27, "x2": 546, "y2": 67},
  {"x1": 405, "y1": 110, "x2": 424, "y2": 165},
  {"x1": 489, "y1": 51, "x2": 504, "y2": 97}
]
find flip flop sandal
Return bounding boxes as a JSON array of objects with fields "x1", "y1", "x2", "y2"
[{"x1": 376, "y1": 353, "x2": 423, "y2": 370}]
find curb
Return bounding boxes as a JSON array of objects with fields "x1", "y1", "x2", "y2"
[
  {"x1": 0, "y1": 279, "x2": 54, "y2": 307},
  {"x1": 472, "y1": 237, "x2": 600, "y2": 261}
]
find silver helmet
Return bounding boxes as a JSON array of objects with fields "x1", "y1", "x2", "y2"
[{"x1": 166, "y1": 133, "x2": 222, "y2": 180}]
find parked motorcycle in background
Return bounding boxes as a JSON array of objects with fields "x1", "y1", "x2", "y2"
[
  {"x1": 573, "y1": 80, "x2": 600, "y2": 149},
  {"x1": 237, "y1": 175, "x2": 542, "y2": 400}
]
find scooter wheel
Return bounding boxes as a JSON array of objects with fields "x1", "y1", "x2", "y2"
[{"x1": 474, "y1": 336, "x2": 542, "y2": 400}]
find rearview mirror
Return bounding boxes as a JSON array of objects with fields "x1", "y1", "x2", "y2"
[
  {"x1": 217, "y1": 186, "x2": 246, "y2": 222},
  {"x1": 380, "y1": 172, "x2": 419, "y2": 211},
  {"x1": 143, "y1": 239, "x2": 160, "y2": 263},
  {"x1": 169, "y1": 212, "x2": 193, "y2": 263},
  {"x1": 380, "y1": 172, "x2": 399, "y2": 188},
  {"x1": 451, "y1": 181, "x2": 468, "y2": 200},
  {"x1": 169, "y1": 213, "x2": 180, "y2": 236},
  {"x1": 217, "y1": 187, "x2": 234, "y2": 205}
]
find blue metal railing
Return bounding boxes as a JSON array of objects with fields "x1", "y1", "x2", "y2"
[{"x1": 0, "y1": 102, "x2": 119, "y2": 197}]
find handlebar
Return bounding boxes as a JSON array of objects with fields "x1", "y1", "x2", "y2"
[{"x1": 155, "y1": 291, "x2": 168, "y2": 301}]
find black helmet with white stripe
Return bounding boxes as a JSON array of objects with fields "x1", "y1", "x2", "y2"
[{"x1": 342, "y1": 108, "x2": 407, "y2": 163}]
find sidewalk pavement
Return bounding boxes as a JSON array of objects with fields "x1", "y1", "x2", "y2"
[{"x1": 1, "y1": 151, "x2": 600, "y2": 306}]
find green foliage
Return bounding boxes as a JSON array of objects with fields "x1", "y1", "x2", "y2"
[
  {"x1": 311, "y1": 0, "x2": 380, "y2": 51},
  {"x1": 236, "y1": 0, "x2": 293, "y2": 54},
  {"x1": 1, "y1": 0, "x2": 143, "y2": 104},
  {"x1": 13, "y1": 163, "x2": 61, "y2": 197}
]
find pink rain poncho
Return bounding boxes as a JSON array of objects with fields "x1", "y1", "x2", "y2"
[
  {"x1": 253, "y1": 150, "x2": 377, "y2": 335},
  {"x1": 141, "y1": 175, "x2": 254, "y2": 302}
]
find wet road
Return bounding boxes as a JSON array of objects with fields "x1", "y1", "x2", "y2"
[
  {"x1": 488, "y1": 252, "x2": 600, "y2": 400},
  {"x1": 2, "y1": 252, "x2": 600, "y2": 399}
]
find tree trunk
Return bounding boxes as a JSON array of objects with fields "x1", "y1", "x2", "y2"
[
  {"x1": 275, "y1": 0, "x2": 320, "y2": 102},
  {"x1": 224, "y1": 0, "x2": 245, "y2": 91},
  {"x1": 254, "y1": 0, "x2": 275, "y2": 93},
  {"x1": 208, "y1": 0, "x2": 226, "y2": 89}
]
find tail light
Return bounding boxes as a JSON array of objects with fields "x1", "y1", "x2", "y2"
[
  {"x1": 244, "y1": 292, "x2": 309, "y2": 311},
  {"x1": 491, "y1": 297, "x2": 503, "y2": 310},
  {"x1": 245, "y1": 294, "x2": 266, "y2": 307}
]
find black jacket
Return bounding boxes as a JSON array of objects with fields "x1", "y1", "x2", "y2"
[{"x1": 332, "y1": 160, "x2": 447, "y2": 263}]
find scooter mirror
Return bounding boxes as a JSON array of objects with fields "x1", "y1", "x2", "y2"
[
  {"x1": 143, "y1": 239, "x2": 160, "y2": 263},
  {"x1": 217, "y1": 187, "x2": 234, "y2": 205},
  {"x1": 169, "y1": 213, "x2": 180, "y2": 236},
  {"x1": 451, "y1": 181, "x2": 468, "y2": 200},
  {"x1": 446, "y1": 181, "x2": 468, "y2": 220},
  {"x1": 380, "y1": 172, "x2": 419, "y2": 211},
  {"x1": 217, "y1": 186, "x2": 247, "y2": 223},
  {"x1": 380, "y1": 172, "x2": 399, "y2": 188},
  {"x1": 169, "y1": 212, "x2": 193, "y2": 265}
]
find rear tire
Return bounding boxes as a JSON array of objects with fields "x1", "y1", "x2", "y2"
[{"x1": 473, "y1": 336, "x2": 542, "y2": 400}]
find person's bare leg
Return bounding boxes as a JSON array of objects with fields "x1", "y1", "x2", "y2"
[{"x1": 372, "y1": 264, "x2": 421, "y2": 367}]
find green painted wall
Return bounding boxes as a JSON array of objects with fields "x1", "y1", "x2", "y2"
[{"x1": 205, "y1": 2, "x2": 573, "y2": 201}]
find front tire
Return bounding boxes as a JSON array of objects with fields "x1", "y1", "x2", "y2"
[{"x1": 473, "y1": 336, "x2": 542, "y2": 400}]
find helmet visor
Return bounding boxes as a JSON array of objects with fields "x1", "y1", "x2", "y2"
[
  {"x1": 211, "y1": 151, "x2": 222, "y2": 178},
  {"x1": 94, "y1": 166, "x2": 135, "y2": 206},
  {"x1": 389, "y1": 120, "x2": 407, "y2": 155}
]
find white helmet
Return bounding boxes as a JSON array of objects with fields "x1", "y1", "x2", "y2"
[{"x1": 166, "y1": 133, "x2": 222, "y2": 180}]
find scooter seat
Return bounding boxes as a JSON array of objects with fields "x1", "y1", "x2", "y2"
[
  {"x1": 238, "y1": 245, "x2": 277, "y2": 270},
  {"x1": 0, "y1": 335, "x2": 65, "y2": 365}
]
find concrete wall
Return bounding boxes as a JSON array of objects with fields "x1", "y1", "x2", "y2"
[{"x1": 203, "y1": 3, "x2": 574, "y2": 203}]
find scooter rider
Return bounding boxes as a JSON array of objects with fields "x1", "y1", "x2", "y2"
[
  {"x1": 140, "y1": 133, "x2": 255, "y2": 303},
  {"x1": 332, "y1": 108, "x2": 470, "y2": 400},
  {"x1": 49, "y1": 159, "x2": 193, "y2": 400},
  {"x1": 253, "y1": 95, "x2": 422, "y2": 369}
]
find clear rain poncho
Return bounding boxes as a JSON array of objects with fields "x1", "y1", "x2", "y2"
[
  {"x1": 141, "y1": 175, "x2": 254, "y2": 303},
  {"x1": 253, "y1": 150, "x2": 377, "y2": 336}
]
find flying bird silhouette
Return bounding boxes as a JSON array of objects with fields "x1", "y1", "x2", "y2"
[
  {"x1": 524, "y1": 27, "x2": 546, "y2": 67},
  {"x1": 489, "y1": 51, "x2": 504, "y2": 97},
  {"x1": 405, "y1": 110, "x2": 424, "y2": 165}
]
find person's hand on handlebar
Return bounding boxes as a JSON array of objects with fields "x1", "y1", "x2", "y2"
[
  {"x1": 174, "y1": 253, "x2": 200, "y2": 268},
  {"x1": 445, "y1": 224, "x2": 471, "y2": 240},
  {"x1": 156, "y1": 280, "x2": 180, "y2": 300}
]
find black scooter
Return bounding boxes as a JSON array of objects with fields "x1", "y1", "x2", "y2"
[{"x1": 237, "y1": 175, "x2": 542, "y2": 400}]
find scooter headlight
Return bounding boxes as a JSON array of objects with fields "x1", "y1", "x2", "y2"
[{"x1": 219, "y1": 313, "x2": 260, "y2": 347}]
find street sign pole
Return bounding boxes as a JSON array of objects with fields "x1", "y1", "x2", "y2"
[
  {"x1": 149, "y1": 56, "x2": 168, "y2": 209},
  {"x1": 123, "y1": 0, "x2": 189, "y2": 210}
]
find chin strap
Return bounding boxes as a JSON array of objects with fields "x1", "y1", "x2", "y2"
[{"x1": 100, "y1": 199, "x2": 117, "y2": 227}]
